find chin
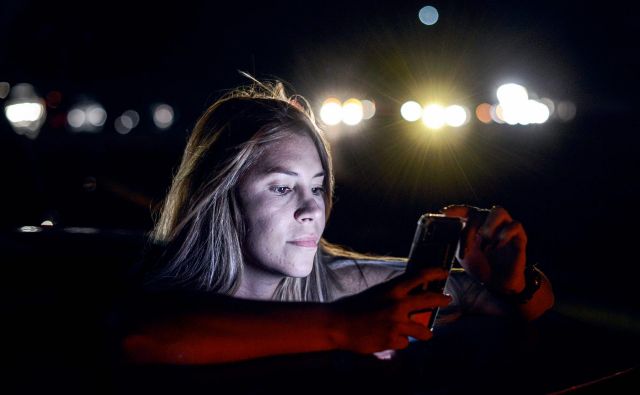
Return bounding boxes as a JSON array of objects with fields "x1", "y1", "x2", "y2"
[{"x1": 286, "y1": 253, "x2": 316, "y2": 277}]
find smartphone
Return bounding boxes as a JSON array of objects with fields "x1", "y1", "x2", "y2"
[{"x1": 406, "y1": 213, "x2": 464, "y2": 330}]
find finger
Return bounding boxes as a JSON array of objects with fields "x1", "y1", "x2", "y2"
[
  {"x1": 448, "y1": 206, "x2": 489, "y2": 259},
  {"x1": 390, "y1": 335, "x2": 411, "y2": 350},
  {"x1": 478, "y1": 206, "x2": 513, "y2": 241},
  {"x1": 393, "y1": 292, "x2": 452, "y2": 320},
  {"x1": 397, "y1": 322, "x2": 433, "y2": 342},
  {"x1": 440, "y1": 204, "x2": 474, "y2": 219},
  {"x1": 403, "y1": 293, "x2": 452, "y2": 314},
  {"x1": 394, "y1": 267, "x2": 449, "y2": 297},
  {"x1": 496, "y1": 221, "x2": 527, "y2": 249}
]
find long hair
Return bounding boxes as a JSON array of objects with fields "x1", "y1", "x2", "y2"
[{"x1": 146, "y1": 77, "x2": 347, "y2": 301}]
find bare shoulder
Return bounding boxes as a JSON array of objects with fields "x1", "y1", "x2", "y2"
[{"x1": 327, "y1": 258, "x2": 406, "y2": 300}]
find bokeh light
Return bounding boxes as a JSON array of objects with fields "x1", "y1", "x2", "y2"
[
  {"x1": 497, "y1": 83, "x2": 528, "y2": 106},
  {"x1": 527, "y1": 100, "x2": 551, "y2": 124},
  {"x1": 418, "y1": 6, "x2": 439, "y2": 26},
  {"x1": 86, "y1": 105, "x2": 107, "y2": 127},
  {"x1": 153, "y1": 104, "x2": 174, "y2": 129},
  {"x1": 400, "y1": 101, "x2": 422, "y2": 122},
  {"x1": 342, "y1": 98, "x2": 364, "y2": 126},
  {"x1": 4, "y1": 83, "x2": 46, "y2": 139},
  {"x1": 5, "y1": 102, "x2": 45, "y2": 123},
  {"x1": 67, "y1": 101, "x2": 106, "y2": 132},
  {"x1": 557, "y1": 101, "x2": 577, "y2": 121},
  {"x1": 422, "y1": 104, "x2": 446, "y2": 129},
  {"x1": 67, "y1": 108, "x2": 86, "y2": 128},
  {"x1": 0, "y1": 82, "x2": 9, "y2": 99},
  {"x1": 115, "y1": 109, "x2": 140, "y2": 134},
  {"x1": 540, "y1": 98, "x2": 555, "y2": 116},
  {"x1": 444, "y1": 105, "x2": 468, "y2": 127},
  {"x1": 476, "y1": 103, "x2": 492, "y2": 124},
  {"x1": 320, "y1": 98, "x2": 342, "y2": 126},
  {"x1": 361, "y1": 99, "x2": 376, "y2": 120},
  {"x1": 490, "y1": 104, "x2": 505, "y2": 124}
]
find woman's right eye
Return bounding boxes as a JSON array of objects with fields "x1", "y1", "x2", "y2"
[{"x1": 270, "y1": 186, "x2": 293, "y2": 195}]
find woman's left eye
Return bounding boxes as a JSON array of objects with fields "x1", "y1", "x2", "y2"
[{"x1": 312, "y1": 186, "x2": 325, "y2": 195}]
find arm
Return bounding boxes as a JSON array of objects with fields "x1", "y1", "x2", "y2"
[
  {"x1": 121, "y1": 267, "x2": 452, "y2": 365},
  {"x1": 505, "y1": 267, "x2": 554, "y2": 321}
]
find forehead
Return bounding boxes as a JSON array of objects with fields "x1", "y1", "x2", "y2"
[{"x1": 256, "y1": 134, "x2": 323, "y2": 171}]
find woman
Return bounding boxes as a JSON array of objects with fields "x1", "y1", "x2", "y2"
[{"x1": 123, "y1": 77, "x2": 554, "y2": 364}]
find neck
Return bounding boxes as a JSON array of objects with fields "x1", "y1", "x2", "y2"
[{"x1": 234, "y1": 263, "x2": 284, "y2": 300}]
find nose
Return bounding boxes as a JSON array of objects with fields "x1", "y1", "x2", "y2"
[{"x1": 294, "y1": 191, "x2": 323, "y2": 223}]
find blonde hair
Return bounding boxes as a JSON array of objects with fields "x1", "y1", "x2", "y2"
[
  {"x1": 145, "y1": 75, "x2": 399, "y2": 301},
  {"x1": 145, "y1": 76, "x2": 335, "y2": 300}
]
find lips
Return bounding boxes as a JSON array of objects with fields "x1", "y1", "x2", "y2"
[{"x1": 287, "y1": 235, "x2": 319, "y2": 248}]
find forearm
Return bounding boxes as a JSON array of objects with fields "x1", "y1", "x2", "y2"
[
  {"x1": 512, "y1": 270, "x2": 554, "y2": 321},
  {"x1": 454, "y1": 269, "x2": 554, "y2": 321},
  {"x1": 122, "y1": 296, "x2": 339, "y2": 365}
]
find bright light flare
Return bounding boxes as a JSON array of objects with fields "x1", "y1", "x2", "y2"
[
  {"x1": 444, "y1": 105, "x2": 468, "y2": 127},
  {"x1": 497, "y1": 83, "x2": 528, "y2": 106},
  {"x1": 5, "y1": 102, "x2": 45, "y2": 123},
  {"x1": 527, "y1": 100, "x2": 551, "y2": 124},
  {"x1": 400, "y1": 101, "x2": 422, "y2": 122},
  {"x1": 4, "y1": 83, "x2": 46, "y2": 139},
  {"x1": 342, "y1": 98, "x2": 363, "y2": 125},
  {"x1": 422, "y1": 104, "x2": 446, "y2": 129},
  {"x1": 320, "y1": 98, "x2": 342, "y2": 126}
]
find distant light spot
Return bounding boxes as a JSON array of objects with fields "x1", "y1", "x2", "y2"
[
  {"x1": 401, "y1": 101, "x2": 422, "y2": 122},
  {"x1": 153, "y1": 104, "x2": 174, "y2": 129},
  {"x1": 361, "y1": 99, "x2": 376, "y2": 120},
  {"x1": 476, "y1": 103, "x2": 492, "y2": 124},
  {"x1": 419, "y1": 6, "x2": 439, "y2": 26},
  {"x1": 342, "y1": 98, "x2": 363, "y2": 126},
  {"x1": 422, "y1": 104, "x2": 446, "y2": 129},
  {"x1": 320, "y1": 98, "x2": 343, "y2": 126},
  {"x1": 557, "y1": 101, "x2": 577, "y2": 122},
  {"x1": 0, "y1": 82, "x2": 9, "y2": 99}
]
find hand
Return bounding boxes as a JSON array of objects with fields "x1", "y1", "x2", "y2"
[
  {"x1": 441, "y1": 205, "x2": 527, "y2": 294},
  {"x1": 329, "y1": 267, "x2": 452, "y2": 354}
]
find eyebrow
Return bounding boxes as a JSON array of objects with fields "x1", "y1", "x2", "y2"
[{"x1": 263, "y1": 166, "x2": 324, "y2": 178}]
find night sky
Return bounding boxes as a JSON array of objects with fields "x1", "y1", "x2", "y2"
[{"x1": 1, "y1": 0, "x2": 639, "y2": 314}]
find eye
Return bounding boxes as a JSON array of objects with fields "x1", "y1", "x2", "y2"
[
  {"x1": 312, "y1": 186, "x2": 325, "y2": 195},
  {"x1": 270, "y1": 186, "x2": 293, "y2": 195}
]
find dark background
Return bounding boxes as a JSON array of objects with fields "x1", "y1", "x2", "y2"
[{"x1": 1, "y1": 1, "x2": 638, "y2": 390}]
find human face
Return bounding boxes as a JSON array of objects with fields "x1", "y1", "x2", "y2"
[{"x1": 236, "y1": 133, "x2": 326, "y2": 295}]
